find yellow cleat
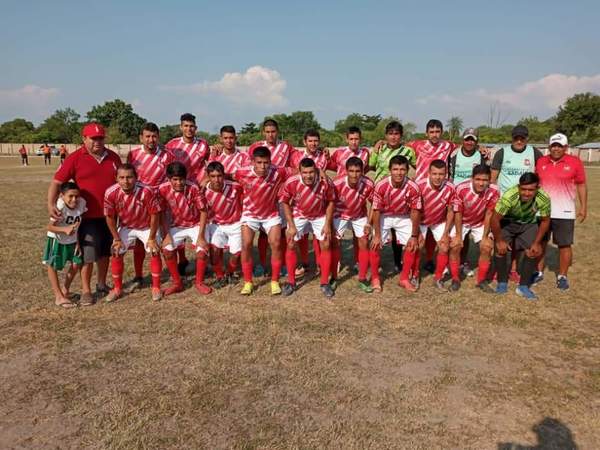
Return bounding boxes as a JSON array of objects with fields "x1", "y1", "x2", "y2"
[
  {"x1": 240, "y1": 282, "x2": 254, "y2": 295},
  {"x1": 270, "y1": 281, "x2": 282, "y2": 295}
]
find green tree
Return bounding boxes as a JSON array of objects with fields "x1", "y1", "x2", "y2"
[
  {"x1": 334, "y1": 113, "x2": 382, "y2": 133},
  {"x1": 265, "y1": 111, "x2": 321, "y2": 145},
  {"x1": 0, "y1": 118, "x2": 35, "y2": 142},
  {"x1": 555, "y1": 93, "x2": 600, "y2": 142},
  {"x1": 446, "y1": 116, "x2": 464, "y2": 141},
  {"x1": 516, "y1": 116, "x2": 554, "y2": 143},
  {"x1": 240, "y1": 122, "x2": 259, "y2": 134},
  {"x1": 159, "y1": 124, "x2": 181, "y2": 144},
  {"x1": 86, "y1": 99, "x2": 146, "y2": 143},
  {"x1": 34, "y1": 108, "x2": 81, "y2": 143}
]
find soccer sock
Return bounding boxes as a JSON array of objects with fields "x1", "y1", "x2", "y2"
[
  {"x1": 450, "y1": 259, "x2": 460, "y2": 282},
  {"x1": 400, "y1": 250, "x2": 416, "y2": 281},
  {"x1": 271, "y1": 257, "x2": 282, "y2": 282},
  {"x1": 332, "y1": 245, "x2": 341, "y2": 279},
  {"x1": 258, "y1": 232, "x2": 268, "y2": 268},
  {"x1": 425, "y1": 233, "x2": 436, "y2": 263},
  {"x1": 177, "y1": 247, "x2": 188, "y2": 265},
  {"x1": 150, "y1": 254, "x2": 162, "y2": 289},
  {"x1": 520, "y1": 255, "x2": 537, "y2": 287},
  {"x1": 111, "y1": 256, "x2": 124, "y2": 291},
  {"x1": 285, "y1": 249, "x2": 297, "y2": 285},
  {"x1": 227, "y1": 253, "x2": 240, "y2": 274},
  {"x1": 242, "y1": 260, "x2": 253, "y2": 283},
  {"x1": 434, "y1": 253, "x2": 449, "y2": 281},
  {"x1": 298, "y1": 235, "x2": 309, "y2": 266},
  {"x1": 495, "y1": 255, "x2": 509, "y2": 283},
  {"x1": 313, "y1": 237, "x2": 321, "y2": 266},
  {"x1": 319, "y1": 249, "x2": 332, "y2": 285},
  {"x1": 358, "y1": 248, "x2": 370, "y2": 280},
  {"x1": 213, "y1": 251, "x2": 225, "y2": 279},
  {"x1": 195, "y1": 258, "x2": 207, "y2": 285},
  {"x1": 133, "y1": 242, "x2": 145, "y2": 278},
  {"x1": 477, "y1": 259, "x2": 491, "y2": 284},
  {"x1": 368, "y1": 249, "x2": 381, "y2": 282},
  {"x1": 164, "y1": 255, "x2": 182, "y2": 287}
]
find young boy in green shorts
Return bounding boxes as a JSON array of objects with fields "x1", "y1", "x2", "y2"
[{"x1": 43, "y1": 182, "x2": 87, "y2": 308}]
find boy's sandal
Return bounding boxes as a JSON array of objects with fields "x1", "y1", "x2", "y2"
[
  {"x1": 80, "y1": 292, "x2": 95, "y2": 307},
  {"x1": 55, "y1": 298, "x2": 76, "y2": 309}
]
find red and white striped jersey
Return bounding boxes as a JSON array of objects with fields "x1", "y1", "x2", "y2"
[
  {"x1": 327, "y1": 146, "x2": 371, "y2": 176},
  {"x1": 202, "y1": 180, "x2": 243, "y2": 225},
  {"x1": 289, "y1": 148, "x2": 330, "y2": 170},
  {"x1": 247, "y1": 140, "x2": 294, "y2": 168},
  {"x1": 157, "y1": 181, "x2": 205, "y2": 228},
  {"x1": 454, "y1": 180, "x2": 500, "y2": 227},
  {"x1": 333, "y1": 175, "x2": 374, "y2": 220},
  {"x1": 417, "y1": 179, "x2": 457, "y2": 226},
  {"x1": 127, "y1": 146, "x2": 176, "y2": 189},
  {"x1": 372, "y1": 176, "x2": 421, "y2": 216},
  {"x1": 166, "y1": 137, "x2": 210, "y2": 182},
  {"x1": 279, "y1": 174, "x2": 335, "y2": 219},
  {"x1": 233, "y1": 165, "x2": 292, "y2": 219},
  {"x1": 407, "y1": 139, "x2": 456, "y2": 183},
  {"x1": 104, "y1": 183, "x2": 161, "y2": 229},
  {"x1": 208, "y1": 149, "x2": 250, "y2": 175}
]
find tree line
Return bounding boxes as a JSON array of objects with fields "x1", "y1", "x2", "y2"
[{"x1": 1, "y1": 93, "x2": 600, "y2": 147}]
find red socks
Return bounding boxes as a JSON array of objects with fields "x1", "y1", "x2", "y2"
[
  {"x1": 400, "y1": 250, "x2": 416, "y2": 281},
  {"x1": 319, "y1": 248, "x2": 331, "y2": 284},
  {"x1": 477, "y1": 259, "x2": 491, "y2": 284},
  {"x1": 449, "y1": 259, "x2": 460, "y2": 282},
  {"x1": 286, "y1": 249, "x2": 298, "y2": 285},
  {"x1": 242, "y1": 260, "x2": 253, "y2": 282},
  {"x1": 196, "y1": 258, "x2": 207, "y2": 285},
  {"x1": 212, "y1": 250, "x2": 225, "y2": 279},
  {"x1": 369, "y1": 249, "x2": 381, "y2": 282},
  {"x1": 358, "y1": 248, "x2": 370, "y2": 280},
  {"x1": 228, "y1": 253, "x2": 240, "y2": 275},
  {"x1": 313, "y1": 237, "x2": 321, "y2": 265},
  {"x1": 271, "y1": 257, "x2": 282, "y2": 281},
  {"x1": 150, "y1": 254, "x2": 162, "y2": 289},
  {"x1": 111, "y1": 256, "x2": 124, "y2": 291},
  {"x1": 434, "y1": 252, "x2": 449, "y2": 280},
  {"x1": 164, "y1": 255, "x2": 182, "y2": 287},
  {"x1": 133, "y1": 241, "x2": 145, "y2": 277},
  {"x1": 298, "y1": 235, "x2": 309, "y2": 266}
]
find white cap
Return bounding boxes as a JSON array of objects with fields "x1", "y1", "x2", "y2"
[{"x1": 549, "y1": 133, "x2": 568, "y2": 146}]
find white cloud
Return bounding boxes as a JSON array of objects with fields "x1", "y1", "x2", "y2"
[
  {"x1": 160, "y1": 66, "x2": 288, "y2": 108},
  {"x1": 0, "y1": 85, "x2": 60, "y2": 123}
]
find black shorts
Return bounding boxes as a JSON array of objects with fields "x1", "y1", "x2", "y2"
[
  {"x1": 78, "y1": 218, "x2": 112, "y2": 263},
  {"x1": 544, "y1": 218, "x2": 574, "y2": 247},
  {"x1": 500, "y1": 220, "x2": 538, "y2": 251}
]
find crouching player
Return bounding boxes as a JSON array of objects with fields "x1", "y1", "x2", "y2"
[
  {"x1": 331, "y1": 157, "x2": 376, "y2": 292},
  {"x1": 280, "y1": 158, "x2": 335, "y2": 297},
  {"x1": 451, "y1": 165, "x2": 500, "y2": 292},
  {"x1": 203, "y1": 161, "x2": 244, "y2": 288},
  {"x1": 417, "y1": 159, "x2": 460, "y2": 290},
  {"x1": 370, "y1": 155, "x2": 422, "y2": 292},
  {"x1": 104, "y1": 164, "x2": 163, "y2": 302},
  {"x1": 158, "y1": 162, "x2": 212, "y2": 296}
]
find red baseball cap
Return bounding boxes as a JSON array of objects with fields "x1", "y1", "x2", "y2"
[{"x1": 82, "y1": 123, "x2": 106, "y2": 138}]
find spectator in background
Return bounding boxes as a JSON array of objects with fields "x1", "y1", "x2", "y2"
[
  {"x1": 59, "y1": 144, "x2": 68, "y2": 165},
  {"x1": 19, "y1": 145, "x2": 28, "y2": 166},
  {"x1": 43, "y1": 143, "x2": 52, "y2": 166}
]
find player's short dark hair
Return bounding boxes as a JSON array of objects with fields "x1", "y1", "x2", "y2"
[
  {"x1": 389, "y1": 155, "x2": 409, "y2": 170},
  {"x1": 206, "y1": 161, "x2": 225, "y2": 175},
  {"x1": 299, "y1": 158, "x2": 316, "y2": 169},
  {"x1": 472, "y1": 164, "x2": 491, "y2": 178},
  {"x1": 519, "y1": 172, "x2": 539, "y2": 186},
  {"x1": 253, "y1": 146, "x2": 271, "y2": 159},
  {"x1": 426, "y1": 119, "x2": 443, "y2": 131},
  {"x1": 166, "y1": 161, "x2": 187, "y2": 178},
  {"x1": 220, "y1": 125, "x2": 236, "y2": 135},
  {"x1": 118, "y1": 163, "x2": 137, "y2": 177},
  {"x1": 346, "y1": 156, "x2": 364, "y2": 170},
  {"x1": 60, "y1": 181, "x2": 79, "y2": 193},
  {"x1": 429, "y1": 159, "x2": 447, "y2": 170},
  {"x1": 385, "y1": 121, "x2": 403, "y2": 135},
  {"x1": 262, "y1": 119, "x2": 279, "y2": 130},
  {"x1": 304, "y1": 129, "x2": 321, "y2": 140},
  {"x1": 140, "y1": 122, "x2": 160, "y2": 134},
  {"x1": 347, "y1": 126, "x2": 361, "y2": 136},
  {"x1": 180, "y1": 113, "x2": 196, "y2": 123}
]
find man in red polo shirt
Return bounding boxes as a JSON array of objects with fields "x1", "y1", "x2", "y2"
[{"x1": 49, "y1": 123, "x2": 122, "y2": 305}]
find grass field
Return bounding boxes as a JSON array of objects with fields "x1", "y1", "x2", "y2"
[{"x1": 1, "y1": 156, "x2": 599, "y2": 449}]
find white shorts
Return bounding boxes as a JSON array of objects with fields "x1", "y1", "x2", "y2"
[
  {"x1": 291, "y1": 216, "x2": 328, "y2": 241},
  {"x1": 450, "y1": 224, "x2": 487, "y2": 243},
  {"x1": 118, "y1": 227, "x2": 161, "y2": 254},
  {"x1": 419, "y1": 222, "x2": 451, "y2": 242},
  {"x1": 241, "y1": 215, "x2": 282, "y2": 234},
  {"x1": 163, "y1": 226, "x2": 206, "y2": 253},
  {"x1": 334, "y1": 216, "x2": 368, "y2": 239},
  {"x1": 206, "y1": 222, "x2": 242, "y2": 253},
  {"x1": 380, "y1": 215, "x2": 413, "y2": 245}
]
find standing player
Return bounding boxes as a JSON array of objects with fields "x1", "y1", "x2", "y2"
[
  {"x1": 491, "y1": 172, "x2": 551, "y2": 300},
  {"x1": 417, "y1": 159, "x2": 460, "y2": 290},
  {"x1": 104, "y1": 164, "x2": 163, "y2": 302},
  {"x1": 280, "y1": 158, "x2": 335, "y2": 297},
  {"x1": 158, "y1": 162, "x2": 212, "y2": 296},
  {"x1": 19, "y1": 144, "x2": 28, "y2": 166},
  {"x1": 209, "y1": 126, "x2": 249, "y2": 175},
  {"x1": 328, "y1": 126, "x2": 371, "y2": 176},
  {"x1": 59, "y1": 144, "x2": 68, "y2": 165},
  {"x1": 535, "y1": 133, "x2": 587, "y2": 290},
  {"x1": 43, "y1": 144, "x2": 52, "y2": 166},
  {"x1": 452, "y1": 165, "x2": 500, "y2": 292},
  {"x1": 233, "y1": 147, "x2": 291, "y2": 295},
  {"x1": 203, "y1": 161, "x2": 244, "y2": 288},
  {"x1": 331, "y1": 157, "x2": 376, "y2": 292},
  {"x1": 370, "y1": 155, "x2": 422, "y2": 292}
]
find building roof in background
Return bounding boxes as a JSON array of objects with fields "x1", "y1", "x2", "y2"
[{"x1": 576, "y1": 142, "x2": 600, "y2": 149}]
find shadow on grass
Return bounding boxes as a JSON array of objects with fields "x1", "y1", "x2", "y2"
[{"x1": 498, "y1": 417, "x2": 578, "y2": 450}]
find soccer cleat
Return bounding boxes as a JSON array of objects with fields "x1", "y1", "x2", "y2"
[
  {"x1": 151, "y1": 288, "x2": 162, "y2": 302},
  {"x1": 557, "y1": 276, "x2": 570, "y2": 291},
  {"x1": 253, "y1": 264, "x2": 266, "y2": 278},
  {"x1": 163, "y1": 283, "x2": 184, "y2": 296},
  {"x1": 270, "y1": 281, "x2": 282, "y2": 295},
  {"x1": 516, "y1": 286, "x2": 538, "y2": 300},
  {"x1": 371, "y1": 278, "x2": 382, "y2": 293},
  {"x1": 433, "y1": 278, "x2": 446, "y2": 291},
  {"x1": 195, "y1": 283, "x2": 212, "y2": 295},
  {"x1": 399, "y1": 279, "x2": 417, "y2": 292},
  {"x1": 227, "y1": 272, "x2": 240, "y2": 285},
  {"x1": 495, "y1": 282, "x2": 508, "y2": 294},
  {"x1": 509, "y1": 270, "x2": 520, "y2": 284},
  {"x1": 320, "y1": 284, "x2": 335, "y2": 298},
  {"x1": 281, "y1": 283, "x2": 295, "y2": 296},
  {"x1": 448, "y1": 280, "x2": 461, "y2": 292},
  {"x1": 329, "y1": 278, "x2": 338, "y2": 291},
  {"x1": 240, "y1": 282, "x2": 254, "y2": 295},
  {"x1": 294, "y1": 264, "x2": 306, "y2": 278},
  {"x1": 124, "y1": 276, "x2": 144, "y2": 294},
  {"x1": 410, "y1": 277, "x2": 420, "y2": 289},
  {"x1": 531, "y1": 271, "x2": 544, "y2": 285},
  {"x1": 212, "y1": 277, "x2": 228, "y2": 289},
  {"x1": 424, "y1": 260, "x2": 435, "y2": 274},
  {"x1": 105, "y1": 289, "x2": 122, "y2": 303},
  {"x1": 476, "y1": 281, "x2": 495, "y2": 294},
  {"x1": 358, "y1": 279, "x2": 374, "y2": 293}
]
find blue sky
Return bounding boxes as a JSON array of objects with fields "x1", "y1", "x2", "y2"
[{"x1": 1, "y1": 0, "x2": 599, "y2": 132}]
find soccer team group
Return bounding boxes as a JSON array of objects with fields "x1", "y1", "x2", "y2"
[{"x1": 43, "y1": 113, "x2": 588, "y2": 307}]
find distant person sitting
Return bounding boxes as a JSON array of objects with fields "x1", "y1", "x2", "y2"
[{"x1": 19, "y1": 145, "x2": 28, "y2": 166}]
